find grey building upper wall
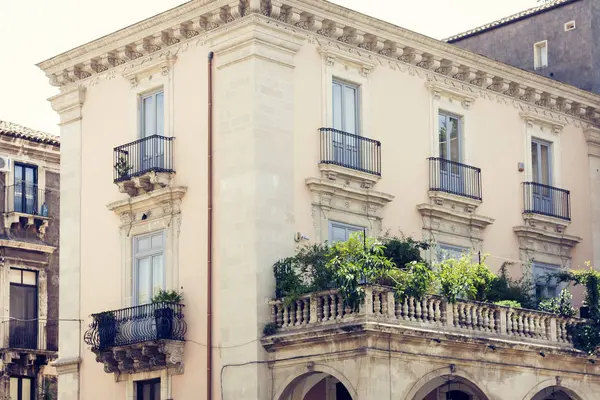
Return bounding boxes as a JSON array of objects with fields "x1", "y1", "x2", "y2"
[{"x1": 449, "y1": 0, "x2": 597, "y2": 93}]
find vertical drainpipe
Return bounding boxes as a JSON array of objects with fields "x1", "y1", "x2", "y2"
[{"x1": 207, "y1": 50, "x2": 214, "y2": 400}]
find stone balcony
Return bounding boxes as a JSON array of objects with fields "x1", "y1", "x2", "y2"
[
  {"x1": 264, "y1": 286, "x2": 580, "y2": 351},
  {"x1": 83, "y1": 302, "x2": 186, "y2": 376},
  {"x1": 113, "y1": 135, "x2": 175, "y2": 197}
]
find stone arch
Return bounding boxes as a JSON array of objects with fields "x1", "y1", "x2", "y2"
[
  {"x1": 404, "y1": 367, "x2": 491, "y2": 400},
  {"x1": 273, "y1": 364, "x2": 357, "y2": 400},
  {"x1": 523, "y1": 379, "x2": 587, "y2": 400}
]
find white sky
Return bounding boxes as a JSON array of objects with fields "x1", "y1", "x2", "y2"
[{"x1": 0, "y1": 0, "x2": 540, "y2": 134}]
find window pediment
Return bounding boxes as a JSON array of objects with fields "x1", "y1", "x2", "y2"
[
  {"x1": 318, "y1": 47, "x2": 376, "y2": 77},
  {"x1": 520, "y1": 111, "x2": 565, "y2": 134}
]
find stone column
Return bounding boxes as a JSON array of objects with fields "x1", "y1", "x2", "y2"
[
  {"x1": 49, "y1": 87, "x2": 85, "y2": 400},
  {"x1": 211, "y1": 17, "x2": 302, "y2": 400},
  {"x1": 584, "y1": 127, "x2": 600, "y2": 268}
]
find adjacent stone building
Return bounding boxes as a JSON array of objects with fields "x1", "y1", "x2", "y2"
[
  {"x1": 37, "y1": 0, "x2": 600, "y2": 399},
  {"x1": 0, "y1": 121, "x2": 59, "y2": 399},
  {"x1": 447, "y1": 0, "x2": 600, "y2": 94}
]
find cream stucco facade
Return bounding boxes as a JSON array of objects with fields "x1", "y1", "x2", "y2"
[{"x1": 38, "y1": 0, "x2": 600, "y2": 399}]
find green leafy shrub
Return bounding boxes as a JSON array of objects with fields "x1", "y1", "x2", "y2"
[
  {"x1": 494, "y1": 300, "x2": 522, "y2": 308},
  {"x1": 327, "y1": 233, "x2": 394, "y2": 310},
  {"x1": 379, "y1": 232, "x2": 430, "y2": 268},
  {"x1": 469, "y1": 257, "x2": 496, "y2": 302},
  {"x1": 151, "y1": 289, "x2": 183, "y2": 303},
  {"x1": 263, "y1": 322, "x2": 278, "y2": 336},
  {"x1": 486, "y1": 263, "x2": 536, "y2": 309},
  {"x1": 391, "y1": 261, "x2": 434, "y2": 302},
  {"x1": 537, "y1": 288, "x2": 576, "y2": 317}
]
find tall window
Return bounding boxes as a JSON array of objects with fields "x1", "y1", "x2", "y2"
[
  {"x1": 534, "y1": 41, "x2": 548, "y2": 69},
  {"x1": 533, "y1": 262, "x2": 560, "y2": 299},
  {"x1": 9, "y1": 269, "x2": 38, "y2": 350},
  {"x1": 531, "y1": 139, "x2": 552, "y2": 185},
  {"x1": 10, "y1": 377, "x2": 33, "y2": 400},
  {"x1": 438, "y1": 112, "x2": 462, "y2": 193},
  {"x1": 328, "y1": 221, "x2": 363, "y2": 243},
  {"x1": 332, "y1": 80, "x2": 360, "y2": 169},
  {"x1": 136, "y1": 378, "x2": 160, "y2": 400},
  {"x1": 133, "y1": 232, "x2": 165, "y2": 305},
  {"x1": 141, "y1": 90, "x2": 164, "y2": 138},
  {"x1": 14, "y1": 163, "x2": 37, "y2": 215}
]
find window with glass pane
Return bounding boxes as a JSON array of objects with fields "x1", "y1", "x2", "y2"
[
  {"x1": 438, "y1": 112, "x2": 463, "y2": 193},
  {"x1": 136, "y1": 378, "x2": 160, "y2": 400},
  {"x1": 533, "y1": 262, "x2": 561, "y2": 299},
  {"x1": 437, "y1": 244, "x2": 469, "y2": 262},
  {"x1": 531, "y1": 139, "x2": 553, "y2": 214},
  {"x1": 14, "y1": 163, "x2": 38, "y2": 215},
  {"x1": 141, "y1": 90, "x2": 165, "y2": 171},
  {"x1": 328, "y1": 221, "x2": 364, "y2": 243},
  {"x1": 10, "y1": 377, "x2": 33, "y2": 400},
  {"x1": 332, "y1": 80, "x2": 360, "y2": 169},
  {"x1": 134, "y1": 232, "x2": 165, "y2": 305}
]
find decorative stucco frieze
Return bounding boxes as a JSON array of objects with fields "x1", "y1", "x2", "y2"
[
  {"x1": 584, "y1": 126, "x2": 600, "y2": 157},
  {"x1": 417, "y1": 191, "x2": 494, "y2": 253},
  {"x1": 37, "y1": 0, "x2": 600, "y2": 128}
]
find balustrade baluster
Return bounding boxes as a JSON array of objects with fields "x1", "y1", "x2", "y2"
[
  {"x1": 276, "y1": 304, "x2": 283, "y2": 327},
  {"x1": 283, "y1": 306, "x2": 289, "y2": 328},
  {"x1": 409, "y1": 297, "x2": 416, "y2": 321},
  {"x1": 453, "y1": 303, "x2": 460, "y2": 328},
  {"x1": 373, "y1": 292, "x2": 381, "y2": 315},
  {"x1": 323, "y1": 296, "x2": 330, "y2": 322},
  {"x1": 336, "y1": 294, "x2": 344, "y2": 320},
  {"x1": 303, "y1": 299, "x2": 310, "y2": 325},
  {"x1": 402, "y1": 298, "x2": 409, "y2": 320},
  {"x1": 415, "y1": 298, "x2": 422, "y2": 322},
  {"x1": 465, "y1": 305, "x2": 473, "y2": 329},
  {"x1": 434, "y1": 299, "x2": 441, "y2": 324},
  {"x1": 329, "y1": 294, "x2": 336, "y2": 321}
]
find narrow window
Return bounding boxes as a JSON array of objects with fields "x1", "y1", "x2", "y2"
[
  {"x1": 13, "y1": 163, "x2": 38, "y2": 215},
  {"x1": 140, "y1": 90, "x2": 164, "y2": 138},
  {"x1": 531, "y1": 139, "x2": 552, "y2": 186},
  {"x1": 9, "y1": 269, "x2": 38, "y2": 350},
  {"x1": 328, "y1": 221, "x2": 364, "y2": 243},
  {"x1": 331, "y1": 80, "x2": 361, "y2": 170},
  {"x1": 534, "y1": 41, "x2": 548, "y2": 69},
  {"x1": 437, "y1": 112, "x2": 463, "y2": 194},
  {"x1": 10, "y1": 377, "x2": 34, "y2": 400},
  {"x1": 133, "y1": 232, "x2": 165, "y2": 305},
  {"x1": 136, "y1": 378, "x2": 161, "y2": 400}
]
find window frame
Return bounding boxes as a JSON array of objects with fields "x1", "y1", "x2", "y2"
[
  {"x1": 136, "y1": 378, "x2": 161, "y2": 400},
  {"x1": 437, "y1": 243, "x2": 470, "y2": 263},
  {"x1": 534, "y1": 40, "x2": 549, "y2": 69},
  {"x1": 13, "y1": 163, "x2": 39, "y2": 215},
  {"x1": 532, "y1": 261, "x2": 562, "y2": 299},
  {"x1": 531, "y1": 138, "x2": 553, "y2": 185},
  {"x1": 332, "y1": 79, "x2": 361, "y2": 135},
  {"x1": 328, "y1": 221, "x2": 364, "y2": 243},
  {"x1": 132, "y1": 231, "x2": 166, "y2": 306},
  {"x1": 139, "y1": 88, "x2": 165, "y2": 139},
  {"x1": 438, "y1": 110, "x2": 463, "y2": 163},
  {"x1": 10, "y1": 376, "x2": 34, "y2": 400}
]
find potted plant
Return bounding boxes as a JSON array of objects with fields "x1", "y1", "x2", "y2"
[
  {"x1": 97, "y1": 311, "x2": 117, "y2": 349},
  {"x1": 151, "y1": 290, "x2": 183, "y2": 339},
  {"x1": 114, "y1": 156, "x2": 132, "y2": 179}
]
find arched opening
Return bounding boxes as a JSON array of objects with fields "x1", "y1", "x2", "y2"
[
  {"x1": 413, "y1": 375, "x2": 488, "y2": 400},
  {"x1": 531, "y1": 387, "x2": 580, "y2": 400},
  {"x1": 278, "y1": 372, "x2": 355, "y2": 400}
]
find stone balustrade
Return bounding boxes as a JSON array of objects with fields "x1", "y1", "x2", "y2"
[{"x1": 269, "y1": 286, "x2": 580, "y2": 348}]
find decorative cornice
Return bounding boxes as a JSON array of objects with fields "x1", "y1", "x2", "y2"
[
  {"x1": 0, "y1": 239, "x2": 56, "y2": 254},
  {"x1": 425, "y1": 82, "x2": 476, "y2": 110},
  {"x1": 51, "y1": 357, "x2": 81, "y2": 375},
  {"x1": 37, "y1": 0, "x2": 600, "y2": 127},
  {"x1": 520, "y1": 112, "x2": 565, "y2": 134},
  {"x1": 416, "y1": 203, "x2": 495, "y2": 231},
  {"x1": 107, "y1": 186, "x2": 187, "y2": 215}
]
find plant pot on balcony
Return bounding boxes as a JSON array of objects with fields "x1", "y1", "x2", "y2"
[
  {"x1": 97, "y1": 313, "x2": 117, "y2": 349},
  {"x1": 154, "y1": 305, "x2": 175, "y2": 340}
]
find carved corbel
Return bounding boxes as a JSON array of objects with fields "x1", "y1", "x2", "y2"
[
  {"x1": 471, "y1": 72, "x2": 494, "y2": 88},
  {"x1": 400, "y1": 48, "x2": 422, "y2": 65},
  {"x1": 379, "y1": 41, "x2": 404, "y2": 58},
  {"x1": 229, "y1": 1, "x2": 242, "y2": 19},
  {"x1": 285, "y1": 7, "x2": 301, "y2": 25},
  {"x1": 350, "y1": 29, "x2": 365, "y2": 47},
  {"x1": 328, "y1": 23, "x2": 344, "y2": 40},
  {"x1": 537, "y1": 92, "x2": 558, "y2": 109},
  {"x1": 572, "y1": 103, "x2": 587, "y2": 117},
  {"x1": 207, "y1": 9, "x2": 225, "y2": 29},
  {"x1": 82, "y1": 61, "x2": 99, "y2": 76},
  {"x1": 270, "y1": 1, "x2": 283, "y2": 20},
  {"x1": 557, "y1": 98, "x2": 572, "y2": 114},
  {"x1": 435, "y1": 60, "x2": 459, "y2": 76},
  {"x1": 506, "y1": 82, "x2": 527, "y2": 98},
  {"x1": 418, "y1": 54, "x2": 441, "y2": 70},
  {"x1": 521, "y1": 88, "x2": 542, "y2": 103},
  {"x1": 308, "y1": 15, "x2": 324, "y2": 32},
  {"x1": 489, "y1": 77, "x2": 509, "y2": 93},
  {"x1": 189, "y1": 17, "x2": 206, "y2": 36},
  {"x1": 454, "y1": 66, "x2": 477, "y2": 82}
]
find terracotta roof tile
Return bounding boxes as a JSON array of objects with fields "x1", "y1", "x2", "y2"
[{"x1": 0, "y1": 120, "x2": 59, "y2": 146}]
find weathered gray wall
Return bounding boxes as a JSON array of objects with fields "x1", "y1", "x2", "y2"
[
  {"x1": 450, "y1": 0, "x2": 597, "y2": 93},
  {"x1": 45, "y1": 170, "x2": 60, "y2": 352}
]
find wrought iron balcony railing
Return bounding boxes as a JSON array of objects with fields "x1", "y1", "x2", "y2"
[
  {"x1": 3, "y1": 319, "x2": 57, "y2": 351},
  {"x1": 523, "y1": 182, "x2": 571, "y2": 221},
  {"x1": 113, "y1": 135, "x2": 175, "y2": 183},
  {"x1": 84, "y1": 302, "x2": 186, "y2": 351},
  {"x1": 428, "y1": 157, "x2": 482, "y2": 200},
  {"x1": 4, "y1": 184, "x2": 48, "y2": 216},
  {"x1": 319, "y1": 128, "x2": 381, "y2": 176}
]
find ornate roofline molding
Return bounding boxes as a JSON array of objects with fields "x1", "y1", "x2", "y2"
[{"x1": 38, "y1": 0, "x2": 600, "y2": 126}]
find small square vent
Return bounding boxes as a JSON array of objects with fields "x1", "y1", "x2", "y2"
[{"x1": 565, "y1": 21, "x2": 576, "y2": 31}]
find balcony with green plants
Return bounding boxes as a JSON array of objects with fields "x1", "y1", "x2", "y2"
[
  {"x1": 83, "y1": 290, "x2": 186, "y2": 376},
  {"x1": 263, "y1": 234, "x2": 600, "y2": 357}
]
